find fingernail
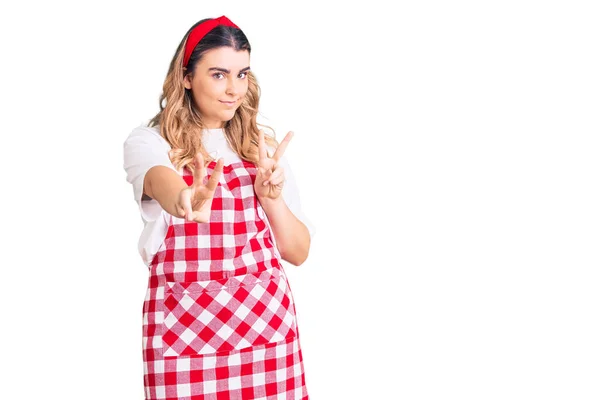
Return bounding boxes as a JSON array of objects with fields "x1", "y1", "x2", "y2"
[{"x1": 263, "y1": 181, "x2": 268, "y2": 186}]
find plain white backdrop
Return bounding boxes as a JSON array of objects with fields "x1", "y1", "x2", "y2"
[{"x1": 1, "y1": 0, "x2": 599, "y2": 399}]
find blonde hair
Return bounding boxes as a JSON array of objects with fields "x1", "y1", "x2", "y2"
[{"x1": 148, "y1": 21, "x2": 278, "y2": 173}]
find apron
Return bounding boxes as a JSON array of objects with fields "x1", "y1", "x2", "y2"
[{"x1": 142, "y1": 160, "x2": 309, "y2": 400}]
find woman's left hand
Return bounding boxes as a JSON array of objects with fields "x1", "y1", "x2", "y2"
[{"x1": 254, "y1": 130, "x2": 293, "y2": 200}]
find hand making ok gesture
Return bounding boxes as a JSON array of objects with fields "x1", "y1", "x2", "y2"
[
  {"x1": 254, "y1": 129, "x2": 293, "y2": 200},
  {"x1": 176, "y1": 152, "x2": 224, "y2": 223}
]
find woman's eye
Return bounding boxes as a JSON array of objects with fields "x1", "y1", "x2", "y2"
[{"x1": 212, "y1": 72, "x2": 248, "y2": 79}]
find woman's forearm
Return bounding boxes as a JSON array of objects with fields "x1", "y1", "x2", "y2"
[
  {"x1": 144, "y1": 165, "x2": 188, "y2": 218},
  {"x1": 258, "y1": 196, "x2": 310, "y2": 266}
]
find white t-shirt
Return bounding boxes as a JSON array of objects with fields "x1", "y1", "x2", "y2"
[{"x1": 123, "y1": 124, "x2": 316, "y2": 266}]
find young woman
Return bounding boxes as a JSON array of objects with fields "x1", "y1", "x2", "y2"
[{"x1": 123, "y1": 15, "x2": 315, "y2": 399}]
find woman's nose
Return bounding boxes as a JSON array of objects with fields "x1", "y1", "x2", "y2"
[{"x1": 226, "y1": 78, "x2": 240, "y2": 96}]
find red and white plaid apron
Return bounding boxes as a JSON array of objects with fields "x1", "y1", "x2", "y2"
[{"x1": 142, "y1": 160, "x2": 309, "y2": 400}]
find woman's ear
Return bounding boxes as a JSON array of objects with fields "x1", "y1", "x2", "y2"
[{"x1": 183, "y1": 69, "x2": 192, "y2": 89}]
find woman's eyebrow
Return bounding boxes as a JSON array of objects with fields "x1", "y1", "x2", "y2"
[{"x1": 208, "y1": 66, "x2": 251, "y2": 74}]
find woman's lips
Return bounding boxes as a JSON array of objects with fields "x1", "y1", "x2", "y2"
[{"x1": 220, "y1": 100, "x2": 236, "y2": 107}]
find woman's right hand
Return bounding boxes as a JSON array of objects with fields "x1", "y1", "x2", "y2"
[{"x1": 175, "y1": 153, "x2": 224, "y2": 223}]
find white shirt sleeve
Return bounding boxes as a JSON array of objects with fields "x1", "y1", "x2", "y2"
[
  {"x1": 277, "y1": 153, "x2": 317, "y2": 239},
  {"x1": 123, "y1": 125, "x2": 177, "y2": 222}
]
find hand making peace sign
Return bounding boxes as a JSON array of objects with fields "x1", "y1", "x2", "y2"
[
  {"x1": 176, "y1": 153, "x2": 224, "y2": 223},
  {"x1": 254, "y1": 130, "x2": 293, "y2": 200}
]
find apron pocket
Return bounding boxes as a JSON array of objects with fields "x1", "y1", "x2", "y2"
[{"x1": 161, "y1": 267, "x2": 297, "y2": 357}]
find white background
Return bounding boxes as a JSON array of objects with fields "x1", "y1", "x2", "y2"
[{"x1": 0, "y1": 1, "x2": 599, "y2": 399}]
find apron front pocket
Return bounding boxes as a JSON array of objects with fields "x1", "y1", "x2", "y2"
[{"x1": 161, "y1": 267, "x2": 297, "y2": 357}]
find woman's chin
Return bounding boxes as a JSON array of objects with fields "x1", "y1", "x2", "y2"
[{"x1": 221, "y1": 111, "x2": 237, "y2": 121}]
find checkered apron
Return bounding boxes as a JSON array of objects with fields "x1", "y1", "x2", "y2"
[{"x1": 142, "y1": 160, "x2": 309, "y2": 400}]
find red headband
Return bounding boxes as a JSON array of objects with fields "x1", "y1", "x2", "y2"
[{"x1": 183, "y1": 15, "x2": 240, "y2": 68}]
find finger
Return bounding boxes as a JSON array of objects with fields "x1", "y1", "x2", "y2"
[
  {"x1": 180, "y1": 189, "x2": 193, "y2": 220},
  {"x1": 269, "y1": 176, "x2": 285, "y2": 187},
  {"x1": 205, "y1": 158, "x2": 224, "y2": 192},
  {"x1": 175, "y1": 203, "x2": 186, "y2": 218},
  {"x1": 272, "y1": 131, "x2": 293, "y2": 162},
  {"x1": 257, "y1": 166, "x2": 270, "y2": 186},
  {"x1": 258, "y1": 130, "x2": 268, "y2": 161},
  {"x1": 263, "y1": 166, "x2": 284, "y2": 186},
  {"x1": 265, "y1": 174, "x2": 285, "y2": 187},
  {"x1": 271, "y1": 166, "x2": 285, "y2": 181},
  {"x1": 193, "y1": 152, "x2": 207, "y2": 186}
]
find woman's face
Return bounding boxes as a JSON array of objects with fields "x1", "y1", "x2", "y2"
[{"x1": 183, "y1": 46, "x2": 250, "y2": 129}]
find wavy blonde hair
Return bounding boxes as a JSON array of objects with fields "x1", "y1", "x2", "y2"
[{"x1": 148, "y1": 19, "x2": 278, "y2": 172}]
